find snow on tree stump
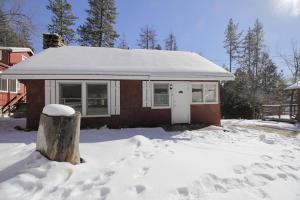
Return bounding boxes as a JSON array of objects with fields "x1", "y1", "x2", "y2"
[{"x1": 36, "y1": 104, "x2": 81, "y2": 165}]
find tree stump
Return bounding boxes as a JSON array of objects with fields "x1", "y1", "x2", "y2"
[{"x1": 36, "y1": 105, "x2": 81, "y2": 165}]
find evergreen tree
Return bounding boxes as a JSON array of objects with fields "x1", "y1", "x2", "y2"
[
  {"x1": 165, "y1": 33, "x2": 178, "y2": 51},
  {"x1": 223, "y1": 18, "x2": 242, "y2": 72},
  {"x1": 155, "y1": 44, "x2": 162, "y2": 50},
  {"x1": 117, "y1": 34, "x2": 129, "y2": 49},
  {"x1": 78, "y1": 0, "x2": 118, "y2": 47},
  {"x1": 137, "y1": 25, "x2": 157, "y2": 49},
  {"x1": 47, "y1": 0, "x2": 77, "y2": 44},
  {"x1": 222, "y1": 19, "x2": 285, "y2": 119}
]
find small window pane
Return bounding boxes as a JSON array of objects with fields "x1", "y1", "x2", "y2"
[
  {"x1": 192, "y1": 84, "x2": 204, "y2": 103},
  {"x1": 87, "y1": 84, "x2": 108, "y2": 115},
  {"x1": 154, "y1": 83, "x2": 169, "y2": 107},
  {"x1": 8, "y1": 79, "x2": 17, "y2": 92},
  {"x1": 205, "y1": 84, "x2": 217, "y2": 103},
  {"x1": 0, "y1": 78, "x2": 7, "y2": 91},
  {"x1": 59, "y1": 84, "x2": 82, "y2": 113}
]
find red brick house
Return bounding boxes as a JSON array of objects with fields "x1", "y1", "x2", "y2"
[
  {"x1": 2, "y1": 46, "x2": 234, "y2": 129},
  {"x1": 0, "y1": 47, "x2": 33, "y2": 112}
]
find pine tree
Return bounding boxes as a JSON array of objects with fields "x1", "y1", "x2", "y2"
[
  {"x1": 222, "y1": 19, "x2": 285, "y2": 119},
  {"x1": 155, "y1": 44, "x2": 162, "y2": 50},
  {"x1": 165, "y1": 33, "x2": 177, "y2": 51},
  {"x1": 223, "y1": 18, "x2": 242, "y2": 72},
  {"x1": 78, "y1": 0, "x2": 118, "y2": 47},
  {"x1": 117, "y1": 34, "x2": 129, "y2": 49},
  {"x1": 137, "y1": 25, "x2": 157, "y2": 49},
  {"x1": 47, "y1": 0, "x2": 77, "y2": 44}
]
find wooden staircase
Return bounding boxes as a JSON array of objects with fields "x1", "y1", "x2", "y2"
[{"x1": 1, "y1": 93, "x2": 27, "y2": 118}]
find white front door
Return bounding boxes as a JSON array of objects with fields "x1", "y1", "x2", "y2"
[{"x1": 171, "y1": 82, "x2": 190, "y2": 124}]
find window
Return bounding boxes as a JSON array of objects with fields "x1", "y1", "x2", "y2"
[
  {"x1": 57, "y1": 81, "x2": 111, "y2": 116},
  {"x1": 86, "y1": 83, "x2": 108, "y2": 115},
  {"x1": 59, "y1": 83, "x2": 82, "y2": 113},
  {"x1": 0, "y1": 78, "x2": 7, "y2": 91},
  {"x1": 153, "y1": 83, "x2": 169, "y2": 107},
  {"x1": 205, "y1": 84, "x2": 217, "y2": 103},
  {"x1": 192, "y1": 84, "x2": 204, "y2": 103},
  {"x1": 8, "y1": 79, "x2": 17, "y2": 92},
  {"x1": 192, "y1": 82, "x2": 218, "y2": 104}
]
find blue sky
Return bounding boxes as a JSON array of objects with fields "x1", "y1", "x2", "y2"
[{"x1": 22, "y1": 0, "x2": 300, "y2": 77}]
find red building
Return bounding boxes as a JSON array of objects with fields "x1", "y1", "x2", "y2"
[
  {"x1": 2, "y1": 46, "x2": 234, "y2": 130},
  {"x1": 0, "y1": 47, "x2": 33, "y2": 113}
]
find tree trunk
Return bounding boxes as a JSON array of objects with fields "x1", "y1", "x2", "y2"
[{"x1": 36, "y1": 112, "x2": 81, "y2": 165}]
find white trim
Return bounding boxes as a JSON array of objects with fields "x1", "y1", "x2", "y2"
[
  {"x1": 191, "y1": 82, "x2": 219, "y2": 105},
  {"x1": 56, "y1": 80, "x2": 111, "y2": 117},
  {"x1": 1, "y1": 74, "x2": 235, "y2": 81},
  {"x1": 151, "y1": 81, "x2": 171, "y2": 109}
]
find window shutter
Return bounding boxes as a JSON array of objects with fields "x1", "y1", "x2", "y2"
[
  {"x1": 142, "y1": 81, "x2": 147, "y2": 107},
  {"x1": 146, "y1": 81, "x2": 152, "y2": 107},
  {"x1": 115, "y1": 81, "x2": 120, "y2": 115},
  {"x1": 142, "y1": 81, "x2": 152, "y2": 107},
  {"x1": 50, "y1": 80, "x2": 56, "y2": 104},
  {"x1": 110, "y1": 81, "x2": 120, "y2": 115},
  {"x1": 45, "y1": 80, "x2": 50, "y2": 105},
  {"x1": 110, "y1": 81, "x2": 116, "y2": 115}
]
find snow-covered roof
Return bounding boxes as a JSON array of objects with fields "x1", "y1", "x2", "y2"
[
  {"x1": 1, "y1": 46, "x2": 234, "y2": 80},
  {"x1": 285, "y1": 81, "x2": 300, "y2": 90},
  {"x1": 0, "y1": 47, "x2": 34, "y2": 55}
]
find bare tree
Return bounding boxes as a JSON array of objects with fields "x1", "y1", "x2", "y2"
[
  {"x1": 224, "y1": 18, "x2": 242, "y2": 72},
  {"x1": 0, "y1": 0, "x2": 35, "y2": 47},
  {"x1": 117, "y1": 33, "x2": 129, "y2": 49},
  {"x1": 165, "y1": 33, "x2": 177, "y2": 51},
  {"x1": 137, "y1": 25, "x2": 157, "y2": 49}
]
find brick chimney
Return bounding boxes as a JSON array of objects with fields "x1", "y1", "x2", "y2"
[{"x1": 43, "y1": 33, "x2": 65, "y2": 49}]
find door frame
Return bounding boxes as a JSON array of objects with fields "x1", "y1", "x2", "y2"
[{"x1": 171, "y1": 81, "x2": 191, "y2": 124}]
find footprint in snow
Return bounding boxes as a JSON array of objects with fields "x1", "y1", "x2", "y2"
[
  {"x1": 276, "y1": 173, "x2": 299, "y2": 181},
  {"x1": 282, "y1": 149, "x2": 293, "y2": 154},
  {"x1": 250, "y1": 162, "x2": 274, "y2": 171},
  {"x1": 260, "y1": 155, "x2": 272, "y2": 161},
  {"x1": 233, "y1": 165, "x2": 247, "y2": 174},
  {"x1": 99, "y1": 187, "x2": 110, "y2": 200},
  {"x1": 280, "y1": 155, "x2": 295, "y2": 162},
  {"x1": 135, "y1": 185, "x2": 146, "y2": 194},
  {"x1": 278, "y1": 164, "x2": 299, "y2": 172},
  {"x1": 133, "y1": 166, "x2": 150, "y2": 178}
]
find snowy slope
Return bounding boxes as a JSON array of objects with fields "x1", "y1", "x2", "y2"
[{"x1": 0, "y1": 118, "x2": 299, "y2": 200}]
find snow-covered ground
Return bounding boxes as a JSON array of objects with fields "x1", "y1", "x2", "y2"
[{"x1": 0, "y1": 118, "x2": 300, "y2": 200}]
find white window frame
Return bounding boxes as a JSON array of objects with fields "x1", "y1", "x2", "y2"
[
  {"x1": 0, "y1": 78, "x2": 18, "y2": 93},
  {"x1": 151, "y1": 81, "x2": 171, "y2": 109},
  {"x1": 191, "y1": 82, "x2": 218, "y2": 104},
  {"x1": 0, "y1": 78, "x2": 8, "y2": 92},
  {"x1": 85, "y1": 80, "x2": 110, "y2": 117},
  {"x1": 56, "y1": 80, "x2": 111, "y2": 117}
]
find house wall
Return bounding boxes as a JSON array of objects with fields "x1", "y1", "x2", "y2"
[
  {"x1": 25, "y1": 80, "x2": 221, "y2": 130},
  {"x1": 9, "y1": 52, "x2": 31, "y2": 65},
  {"x1": 0, "y1": 51, "x2": 29, "y2": 108},
  {"x1": 22, "y1": 80, "x2": 45, "y2": 129}
]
